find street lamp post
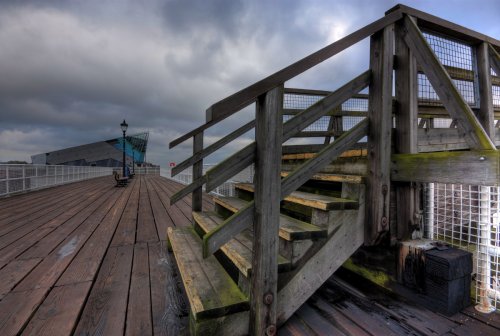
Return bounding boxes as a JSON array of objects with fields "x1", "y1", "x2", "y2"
[{"x1": 120, "y1": 119, "x2": 128, "y2": 177}]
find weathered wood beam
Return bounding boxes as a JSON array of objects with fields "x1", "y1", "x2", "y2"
[
  {"x1": 281, "y1": 119, "x2": 368, "y2": 198},
  {"x1": 489, "y1": 44, "x2": 500, "y2": 78},
  {"x1": 417, "y1": 128, "x2": 500, "y2": 152},
  {"x1": 477, "y1": 42, "x2": 495, "y2": 137},
  {"x1": 250, "y1": 85, "x2": 283, "y2": 336},
  {"x1": 202, "y1": 202, "x2": 254, "y2": 257},
  {"x1": 192, "y1": 132, "x2": 203, "y2": 212},
  {"x1": 170, "y1": 175, "x2": 207, "y2": 205},
  {"x1": 205, "y1": 11, "x2": 402, "y2": 124},
  {"x1": 171, "y1": 120, "x2": 255, "y2": 177},
  {"x1": 387, "y1": 4, "x2": 500, "y2": 48},
  {"x1": 401, "y1": 15, "x2": 496, "y2": 150},
  {"x1": 366, "y1": 24, "x2": 394, "y2": 245},
  {"x1": 205, "y1": 71, "x2": 370, "y2": 192},
  {"x1": 395, "y1": 18, "x2": 419, "y2": 241},
  {"x1": 391, "y1": 150, "x2": 500, "y2": 185},
  {"x1": 203, "y1": 119, "x2": 368, "y2": 258}
]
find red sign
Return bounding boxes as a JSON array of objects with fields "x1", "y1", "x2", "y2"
[{"x1": 169, "y1": 162, "x2": 176, "y2": 167}]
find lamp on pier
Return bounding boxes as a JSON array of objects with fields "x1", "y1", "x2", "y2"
[{"x1": 120, "y1": 119, "x2": 128, "y2": 177}]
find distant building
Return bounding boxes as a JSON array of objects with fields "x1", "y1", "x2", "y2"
[{"x1": 31, "y1": 132, "x2": 149, "y2": 167}]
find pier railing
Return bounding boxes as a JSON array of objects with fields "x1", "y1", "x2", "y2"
[{"x1": 0, "y1": 164, "x2": 112, "y2": 197}]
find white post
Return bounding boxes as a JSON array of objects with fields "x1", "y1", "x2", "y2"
[
  {"x1": 428, "y1": 183, "x2": 435, "y2": 240},
  {"x1": 476, "y1": 186, "x2": 495, "y2": 313}
]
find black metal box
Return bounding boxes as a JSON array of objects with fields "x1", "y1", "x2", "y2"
[{"x1": 424, "y1": 248, "x2": 472, "y2": 316}]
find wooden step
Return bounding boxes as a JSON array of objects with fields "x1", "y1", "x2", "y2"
[
  {"x1": 193, "y1": 212, "x2": 291, "y2": 278},
  {"x1": 234, "y1": 184, "x2": 359, "y2": 211},
  {"x1": 213, "y1": 197, "x2": 327, "y2": 240},
  {"x1": 280, "y1": 171, "x2": 365, "y2": 184},
  {"x1": 281, "y1": 149, "x2": 367, "y2": 161},
  {"x1": 167, "y1": 227, "x2": 249, "y2": 320}
]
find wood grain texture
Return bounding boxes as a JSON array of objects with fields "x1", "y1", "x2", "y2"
[
  {"x1": 192, "y1": 131, "x2": 204, "y2": 213},
  {"x1": 73, "y1": 244, "x2": 134, "y2": 336},
  {"x1": 126, "y1": 243, "x2": 152, "y2": 336},
  {"x1": 477, "y1": 42, "x2": 495, "y2": 137},
  {"x1": 401, "y1": 15, "x2": 496, "y2": 150},
  {"x1": 21, "y1": 282, "x2": 92, "y2": 336},
  {"x1": 250, "y1": 85, "x2": 283, "y2": 335},
  {"x1": 366, "y1": 24, "x2": 394, "y2": 245},
  {"x1": 391, "y1": 150, "x2": 500, "y2": 185},
  {"x1": 489, "y1": 44, "x2": 500, "y2": 77}
]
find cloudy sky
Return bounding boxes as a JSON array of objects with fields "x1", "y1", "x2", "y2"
[{"x1": 0, "y1": 0, "x2": 499, "y2": 166}]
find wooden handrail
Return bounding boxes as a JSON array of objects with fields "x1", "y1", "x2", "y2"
[
  {"x1": 168, "y1": 10, "x2": 402, "y2": 149},
  {"x1": 202, "y1": 118, "x2": 369, "y2": 257},
  {"x1": 387, "y1": 4, "x2": 500, "y2": 48}
]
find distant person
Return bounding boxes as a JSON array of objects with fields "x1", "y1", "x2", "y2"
[{"x1": 125, "y1": 165, "x2": 130, "y2": 177}]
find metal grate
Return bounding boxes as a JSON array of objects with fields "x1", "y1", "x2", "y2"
[
  {"x1": 493, "y1": 85, "x2": 500, "y2": 107},
  {"x1": 424, "y1": 183, "x2": 500, "y2": 310},
  {"x1": 418, "y1": 32, "x2": 477, "y2": 107}
]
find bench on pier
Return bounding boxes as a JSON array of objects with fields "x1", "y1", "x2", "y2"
[{"x1": 113, "y1": 171, "x2": 128, "y2": 187}]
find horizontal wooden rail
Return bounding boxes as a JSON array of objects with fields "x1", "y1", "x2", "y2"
[
  {"x1": 391, "y1": 150, "x2": 500, "y2": 185},
  {"x1": 204, "y1": 70, "x2": 370, "y2": 191},
  {"x1": 202, "y1": 118, "x2": 369, "y2": 257},
  {"x1": 171, "y1": 120, "x2": 255, "y2": 176},
  {"x1": 387, "y1": 4, "x2": 500, "y2": 48},
  {"x1": 490, "y1": 44, "x2": 500, "y2": 76},
  {"x1": 402, "y1": 15, "x2": 496, "y2": 151}
]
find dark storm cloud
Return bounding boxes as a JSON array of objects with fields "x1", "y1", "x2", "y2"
[{"x1": 0, "y1": 0, "x2": 498, "y2": 165}]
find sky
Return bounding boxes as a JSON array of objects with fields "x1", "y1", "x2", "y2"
[{"x1": 0, "y1": 0, "x2": 499, "y2": 167}]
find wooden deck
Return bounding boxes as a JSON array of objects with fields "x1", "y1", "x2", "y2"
[{"x1": 0, "y1": 175, "x2": 499, "y2": 335}]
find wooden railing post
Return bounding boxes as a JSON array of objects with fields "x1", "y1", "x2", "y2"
[
  {"x1": 366, "y1": 25, "x2": 394, "y2": 245},
  {"x1": 394, "y1": 18, "x2": 419, "y2": 241},
  {"x1": 250, "y1": 85, "x2": 283, "y2": 336},
  {"x1": 476, "y1": 42, "x2": 495, "y2": 137},
  {"x1": 192, "y1": 132, "x2": 203, "y2": 213}
]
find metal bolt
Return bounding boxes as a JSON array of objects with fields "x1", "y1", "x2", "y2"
[
  {"x1": 381, "y1": 216, "x2": 388, "y2": 227},
  {"x1": 266, "y1": 324, "x2": 277, "y2": 336},
  {"x1": 263, "y1": 293, "x2": 274, "y2": 305}
]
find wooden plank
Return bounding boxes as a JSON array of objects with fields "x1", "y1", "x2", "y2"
[
  {"x1": 171, "y1": 120, "x2": 255, "y2": 176},
  {"x1": 21, "y1": 281, "x2": 93, "y2": 336},
  {"x1": 149, "y1": 241, "x2": 186, "y2": 336},
  {"x1": 204, "y1": 72, "x2": 370, "y2": 194},
  {"x1": 477, "y1": 42, "x2": 495, "y2": 137},
  {"x1": 295, "y1": 303, "x2": 346, "y2": 335},
  {"x1": 192, "y1": 132, "x2": 204, "y2": 213},
  {"x1": 402, "y1": 15, "x2": 496, "y2": 150},
  {"x1": 110, "y1": 178, "x2": 141, "y2": 246},
  {"x1": 168, "y1": 10, "x2": 402, "y2": 150},
  {"x1": 490, "y1": 44, "x2": 500, "y2": 76},
  {"x1": 168, "y1": 227, "x2": 249, "y2": 319},
  {"x1": 293, "y1": 131, "x2": 337, "y2": 138},
  {"x1": 366, "y1": 24, "x2": 394, "y2": 245},
  {"x1": 73, "y1": 244, "x2": 134, "y2": 335},
  {"x1": 0, "y1": 288, "x2": 47, "y2": 335},
  {"x1": 204, "y1": 11, "x2": 402, "y2": 124},
  {"x1": 0, "y1": 258, "x2": 42, "y2": 300},
  {"x1": 136, "y1": 178, "x2": 159, "y2": 243},
  {"x1": 56, "y1": 182, "x2": 133, "y2": 286},
  {"x1": 280, "y1": 171, "x2": 365, "y2": 184},
  {"x1": 395, "y1": 18, "x2": 419, "y2": 241},
  {"x1": 146, "y1": 178, "x2": 175, "y2": 240},
  {"x1": 391, "y1": 150, "x2": 500, "y2": 185},
  {"x1": 194, "y1": 212, "x2": 291, "y2": 277},
  {"x1": 281, "y1": 114, "x2": 368, "y2": 199},
  {"x1": 169, "y1": 175, "x2": 207, "y2": 206},
  {"x1": 126, "y1": 242, "x2": 152, "y2": 336},
  {"x1": 387, "y1": 4, "x2": 500, "y2": 47},
  {"x1": 276, "y1": 192, "x2": 365, "y2": 326},
  {"x1": 250, "y1": 85, "x2": 283, "y2": 335}
]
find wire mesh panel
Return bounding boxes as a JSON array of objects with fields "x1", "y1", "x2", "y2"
[
  {"x1": 418, "y1": 32, "x2": 477, "y2": 107},
  {"x1": 424, "y1": 183, "x2": 500, "y2": 310}
]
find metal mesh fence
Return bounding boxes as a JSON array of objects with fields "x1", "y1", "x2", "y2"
[
  {"x1": 0, "y1": 164, "x2": 113, "y2": 197},
  {"x1": 424, "y1": 183, "x2": 500, "y2": 310},
  {"x1": 419, "y1": 32, "x2": 477, "y2": 107}
]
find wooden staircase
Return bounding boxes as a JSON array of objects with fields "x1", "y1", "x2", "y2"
[
  {"x1": 166, "y1": 4, "x2": 500, "y2": 335},
  {"x1": 168, "y1": 168, "x2": 366, "y2": 335}
]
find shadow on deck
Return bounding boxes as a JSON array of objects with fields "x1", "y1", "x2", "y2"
[{"x1": 0, "y1": 175, "x2": 498, "y2": 335}]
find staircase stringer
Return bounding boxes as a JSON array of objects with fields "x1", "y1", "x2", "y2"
[{"x1": 276, "y1": 186, "x2": 365, "y2": 325}]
